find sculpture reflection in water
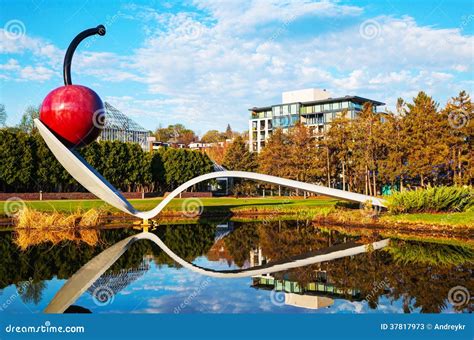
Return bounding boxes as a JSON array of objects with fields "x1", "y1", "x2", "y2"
[{"x1": 44, "y1": 231, "x2": 389, "y2": 313}]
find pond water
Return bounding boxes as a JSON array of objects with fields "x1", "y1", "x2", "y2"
[{"x1": 1, "y1": 219, "x2": 472, "y2": 314}]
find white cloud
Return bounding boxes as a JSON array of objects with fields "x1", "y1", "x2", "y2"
[
  {"x1": 19, "y1": 65, "x2": 56, "y2": 81},
  {"x1": 0, "y1": 58, "x2": 20, "y2": 71},
  {"x1": 1, "y1": 1, "x2": 472, "y2": 131}
]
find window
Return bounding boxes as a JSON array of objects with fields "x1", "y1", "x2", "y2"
[
  {"x1": 317, "y1": 113, "x2": 324, "y2": 124},
  {"x1": 334, "y1": 102, "x2": 342, "y2": 109},
  {"x1": 290, "y1": 104, "x2": 297, "y2": 114},
  {"x1": 323, "y1": 103, "x2": 331, "y2": 111},
  {"x1": 252, "y1": 121, "x2": 257, "y2": 130},
  {"x1": 306, "y1": 106, "x2": 313, "y2": 114},
  {"x1": 260, "y1": 120, "x2": 265, "y2": 129},
  {"x1": 273, "y1": 106, "x2": 281, "y2": 116},
  {"x1": 314, "y1": 104, "x2": 321, "y2": 112},
  {"x1": 325, "y1": 112, "x2": 332, "y2": 123},
  {"x1": 341, "y1": 101, "x2": 349, "y2": 109},
  {"x1": 282, "y1": 105, "x2": 289, "y2": 115}
]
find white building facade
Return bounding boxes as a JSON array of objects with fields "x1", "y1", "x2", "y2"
[{"x1": 248, "y1": 89, "x2": 384, "y2": 152}]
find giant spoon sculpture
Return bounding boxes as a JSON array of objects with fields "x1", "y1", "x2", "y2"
[
  {"x1": 38, "y1": 26, "x2": 388, "y2": 313},
  {"x1": 35, "y1": 27, "x2": 385, "y2": 221}
]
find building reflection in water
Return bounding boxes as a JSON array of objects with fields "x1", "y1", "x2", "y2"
[
  {"x1": 249, "y1": 246, "x2": 365, "y2": 310},
  {"x1": 87, "y1": 259, "x2": 151, "y2": 304}
]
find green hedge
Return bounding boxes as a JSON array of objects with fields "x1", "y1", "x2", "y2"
[{"x1": 0, "y1": 128, "x2": 213, "y2": 193}]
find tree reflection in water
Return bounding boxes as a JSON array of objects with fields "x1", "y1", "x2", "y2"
[{"x1": 0, "y1": 220, "x2": 472, "y2": 313}]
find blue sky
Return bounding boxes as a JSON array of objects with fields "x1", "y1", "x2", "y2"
[{"x1": 1, "y1": 0, "x2": 473, "y2": 135}]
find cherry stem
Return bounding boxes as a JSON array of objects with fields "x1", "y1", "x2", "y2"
[{"x1": 63, "y1": 25, "x2": 106, "y2": 86}]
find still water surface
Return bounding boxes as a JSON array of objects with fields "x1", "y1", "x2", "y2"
[{"x1": 1, "y1": 219, "x2": 472, "y2": 314}]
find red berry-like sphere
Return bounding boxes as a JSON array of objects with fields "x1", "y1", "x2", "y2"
[
  {"x1": 40, "y1": 85, "x2": 104, "y2": 147},
  {"x1": 39, "y1": 25, "x2": 106, "y2": 148}
]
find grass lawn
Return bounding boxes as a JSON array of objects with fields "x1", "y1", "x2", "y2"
[
  {"x1": 0, "y1": 197, "x2": 338, "y2": 215},
  {"x1": 2, "y1": 197, "x2": 472, "y2": 227}
]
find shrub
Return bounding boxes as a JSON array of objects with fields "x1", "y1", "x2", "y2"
[
  {"x1": 386, "y1": 240, "x2": 474, "y2": 266},
  {"x1": 386, "y1": 186, "x2": 474, "y2": 213}
]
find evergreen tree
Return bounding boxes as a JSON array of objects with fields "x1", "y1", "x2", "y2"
[
  {"x1": 404, "y1": 92, "x2": 449, "y2": 187},
  {"x1": 222, "y1": 135, "x2": 257, "y2": 171},
  {"x1": 225, "y1": 124, "x2": 233, "y2": 139},
  {"x1": 443, "y1": 91, "x2": 473, "y2": 185}
]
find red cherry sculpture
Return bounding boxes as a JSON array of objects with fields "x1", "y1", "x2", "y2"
[{"x1": 40, "y1": 25, "x2": 106, "y2": 148}]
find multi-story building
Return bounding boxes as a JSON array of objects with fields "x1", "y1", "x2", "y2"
[{"x1": 248, "y1": 88, "x2": 385, "y2": 152}]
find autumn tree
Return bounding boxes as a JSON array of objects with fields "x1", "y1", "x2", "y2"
[
  {"x1": 325, "y1": 109, "x2": 353, "y2": 190},
  {"x1": 258, "y1": 128, "x2": 291, "y2": 178},
  {"x1": 201, "y1": 129, "x2": 226, "y2": 143},
  {"x1": 403, "y1": 92, "x2": 449, "y2": 187},
  {"x1": 154, "y1": 124, "x2": 196, "y2": 145},
  {"x1": 287, "y1": 123, "x2": 322, "y2": 183},
  {"x1": 222, "y1": 135, "x2": 257, "y2": 171},
  {"x1": 225, "y1": 124, "x2": 233, "y2": 139},
  {"x1": 378, "y1": 112, "x2": 409, "y2": 191},
  {"x1": 442, "y1": 91, "x2": 473, "y2": 185}
]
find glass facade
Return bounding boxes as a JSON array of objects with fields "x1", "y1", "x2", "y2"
[{"x1": 98, "y1": 102, "x2": 150, "y2": 151}]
